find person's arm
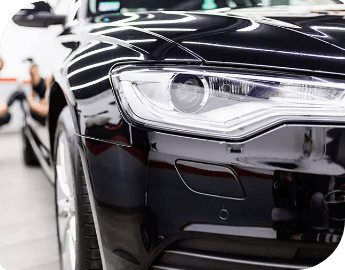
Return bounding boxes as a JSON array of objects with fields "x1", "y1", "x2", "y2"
[
  {"x1": 29, "y1": 89, "x2": 36, "y2": 99},
  {"x1": 27, "y1": 90, "x2": 36, "y2": 106},
  {"x1": 28, "y1": 94, "x2": 48, "y2": 117},
  {"x1": 27, "y1": 90, "x2": 36, "y2": 108},
  {"x1": 0, "y1": 99, "x2": 8, "y2": 117}
]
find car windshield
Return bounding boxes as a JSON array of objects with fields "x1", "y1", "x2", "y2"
[{"x1": 89, "y1": 0, "x2": 345, "y2": 14}]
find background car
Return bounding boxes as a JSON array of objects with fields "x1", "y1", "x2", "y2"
[{"x1": 8, "y1": 0, "x2": 345, "y2": 269}]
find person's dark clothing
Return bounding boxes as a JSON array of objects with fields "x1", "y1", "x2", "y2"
[
  {"x1": 30, "y1": 109, "x2": 46, "y2": 126},
  {"x1": 0, "y1": 112, "x2": 11, "y2": 127},
  {"x1": 33, "y1": 78, "x2": 46, "y2": 99}
]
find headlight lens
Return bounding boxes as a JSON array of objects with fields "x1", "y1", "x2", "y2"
[
  {"x1": 111, "y1": 65, "x2": 345, "y2": 140},
  {"x1": 169, "y1": 74, "x2": 210, "y2": 113}
]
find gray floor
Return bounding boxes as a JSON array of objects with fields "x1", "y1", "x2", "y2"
[{"x1": 0, "y1": 133, "x2": 60, "y2": 270}]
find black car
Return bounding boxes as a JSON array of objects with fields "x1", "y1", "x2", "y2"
[{"x1": 11, "y1": 0, "x2": 345, "y2": 269}]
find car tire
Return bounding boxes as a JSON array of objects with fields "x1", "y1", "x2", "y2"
[
  {"x1": 54, "y1": 107, "x2": 102, "y2": 270},
  {"x1": 22, "y1": 127, "x2": 39, "y2": 166}
]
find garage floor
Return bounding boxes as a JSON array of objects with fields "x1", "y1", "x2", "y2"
[{"x1": 0, "y1": 133, "x2": 60, "y2": 270}]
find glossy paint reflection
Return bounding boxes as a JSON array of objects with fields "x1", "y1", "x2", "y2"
[
  {"x1": 76, "y1": 89, "x2": 132, "y2": 146},
  {"x1": 80, "y1": 123, "x2": 345, "y2": 269},
  {"x1": 59, "y1": 9, "x2": 345, "y2": 270}
]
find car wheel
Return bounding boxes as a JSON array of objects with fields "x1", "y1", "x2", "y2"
[
  {"x1": 54, "y1": 107, "x2": 102, "y2": 270},
  {"x1": 22, "y1": 127, "x2": 39, "y2": 166}
]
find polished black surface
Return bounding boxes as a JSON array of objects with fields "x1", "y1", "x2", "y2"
[{"x1": 13, "y1": 2, "x2": 345, "y2": 270}]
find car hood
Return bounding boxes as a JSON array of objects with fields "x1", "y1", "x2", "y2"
[{"x1": 89, "y1": 9, "x2": 345, "y2": 75}]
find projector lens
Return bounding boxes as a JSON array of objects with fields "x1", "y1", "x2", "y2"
[{"x1": 169, "y1": 74, "x2": 209, "y2": 113}]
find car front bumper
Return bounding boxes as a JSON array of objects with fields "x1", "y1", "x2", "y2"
[{"x1": 77, "y1": 122, "x2": 344, "y2": 270}]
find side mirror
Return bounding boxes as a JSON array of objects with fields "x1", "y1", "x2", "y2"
[{"x1": 12, "y1": 1, "x2": 66, "y2": 28}]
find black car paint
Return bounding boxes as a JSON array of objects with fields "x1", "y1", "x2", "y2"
[{"x1": 24, "y1": 7, "x2": 345, "y2": 270}]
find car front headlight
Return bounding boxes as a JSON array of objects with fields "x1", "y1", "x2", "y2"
[{"x1": 110, "y1": 64, "x2": 345, "y2": 140}]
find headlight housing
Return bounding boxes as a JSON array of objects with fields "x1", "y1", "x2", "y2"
[{"x1": 111, "y1": 64, "x2": 345, "y2": 140}]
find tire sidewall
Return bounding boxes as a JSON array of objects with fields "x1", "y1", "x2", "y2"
[
  {"x1": 54, "y1": 107, "x2": 87, "y2": 270},
  {"x1": 22, "y1": 127, "x2": 39, "y2": 166}
]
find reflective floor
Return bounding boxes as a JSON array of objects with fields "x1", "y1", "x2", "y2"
[{"x1": 0, "y1": 133, "x2": 59, "y2": 270}]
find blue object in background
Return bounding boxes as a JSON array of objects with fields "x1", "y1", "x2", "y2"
[
  {"x1": 99, "y1": 1, "x2": 121, "y2": 12},
  {"x1": 202, "y1": 0, "x2": 218, "y2": 10}
]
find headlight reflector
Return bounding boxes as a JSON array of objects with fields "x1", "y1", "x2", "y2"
[{"x1": 111, "y1": 65, "x2": 345, "y2": 140}]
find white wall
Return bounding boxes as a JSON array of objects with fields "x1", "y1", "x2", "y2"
[
  {"x1": 0, "y1": 1, "x2": 67, "y2": 133},
  {"x1": 0, "y1": 21, "x2": 65, "y2": 80},
  {"x1": 0, "y1": 0, "x2": 66, "y2": 79}
]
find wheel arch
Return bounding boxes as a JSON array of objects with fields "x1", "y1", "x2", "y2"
[{"x1": 48, "y1": 81, "x2": 76, "y2": 159}]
